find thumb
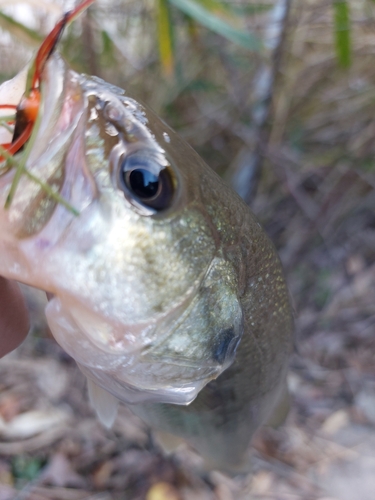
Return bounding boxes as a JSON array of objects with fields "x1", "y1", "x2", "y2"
[{"x1": 0, "y1": 277, "x2": 30, "y2": 357}]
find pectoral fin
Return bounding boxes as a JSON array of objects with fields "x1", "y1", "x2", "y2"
[
  {"x1": 265, "y1": 382, "x2": 290, "y2": 428},
  {"x1": 87, "y1": 377, "x2": 119, "y2": 428}
]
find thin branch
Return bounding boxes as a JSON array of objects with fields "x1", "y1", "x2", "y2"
[{"x1": 231, "y1": 0, "x2": 293, "y2": 205}]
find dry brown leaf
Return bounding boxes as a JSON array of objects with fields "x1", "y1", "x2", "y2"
[
  {"x1": 36, "y1": 360, "x2": 69, "y2": 402},
  {"x1": 0, "y1": 394, "x2": 21, "y2": 422},
  {"x1": 0, "y1": 461, "x2": 13, "y2": 487},
  {"x1": 181, "y1": 489, "x2": 213, "y2": 500},
  {"x1": 113, "y1": 406, "x2": 148, "y2": 446},
  {"x1": 42, "y1": 453, "x2": 86, "y2": 489},
  {"x1": 28, "y1": 486, "x2": 95, "y2": 500},
  {"x1": 0, "y1": 485, "x2": 17, "y2": 500},
  {"x1": 0, "y1": 425, "x2": 68, "y2": 454},
  {"x1": 355, "y1": 389, "x2": 375, "y2": 425},
  {"x1": 146, "y1": 482, "x2": 181, "y2": 500},
  {"x1": 0, "y1": 408, "x2": 70, "y2": 440},
  {"x1": 251, "y1": 471, "x2": 273, "y2": 495},
  {"x1": 92, "y1": 460, "x2": 113, "y2": 489},
  {"x1": 320, "y1": 410, "x2": 350, "y2": 435}
]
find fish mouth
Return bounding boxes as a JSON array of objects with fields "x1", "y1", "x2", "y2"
[
  {"x1": 0, "y1": 53, "x2": 90, "y2": 244},
  {"x1": 44, "y1": 253, "x2": 243, "y2": 406},
  {"x1": 46, "y1": 294, "x2": 220, "y2": 405},
  {"x1": 29, "y1": 53, "x2": 85, "y2": 166},
  {"x1": 0, "y1": 56, "x2": 66, "y2": 153}
]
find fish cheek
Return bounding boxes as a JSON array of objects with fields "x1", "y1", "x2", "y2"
[{"x1": 146, "y1": 256, "x2": 243, "y2": 371}]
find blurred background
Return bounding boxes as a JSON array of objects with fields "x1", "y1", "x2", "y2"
[{"x1": 1, "y1": 0, "x2": 375, "y2": 498}]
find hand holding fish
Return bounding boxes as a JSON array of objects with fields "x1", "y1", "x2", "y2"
[{"x1": 0, "y1": 278, "x2": 29, "y2": 357}]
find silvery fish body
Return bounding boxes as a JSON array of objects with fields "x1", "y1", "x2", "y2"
[{"x1": 0, "y1": 54, "x2": 293, "y2": 471}]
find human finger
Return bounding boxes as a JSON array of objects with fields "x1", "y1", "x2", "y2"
[{"x1": 0, "y1": 277, "x2": 29, "y2": 357}]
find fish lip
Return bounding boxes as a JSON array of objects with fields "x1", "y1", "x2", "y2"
[
  {"x1": 79, "y1": 363, "x2": 209, "y2": 406},
  {"x1": 46, "y1": 294, "x2": 217, "y2": 405},
  {"x1": 28, "y1": 53, "x2": 83, "y2": 166}
]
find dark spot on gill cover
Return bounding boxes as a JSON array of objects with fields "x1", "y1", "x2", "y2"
[{"x1": 213, "y1": 327, "x2": 238, "y2": 364}]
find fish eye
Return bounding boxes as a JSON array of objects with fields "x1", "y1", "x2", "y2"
[{"x1": 119, "y1": 153, "x2": 174, "y2": 211}]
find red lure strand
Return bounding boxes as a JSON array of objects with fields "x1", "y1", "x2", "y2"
[
  {"x1": 30, "y1": 13, "x2": 69, "y2": 90},
  {"x1": 32, "y1": 0, "x2": 96, "y2": 89},
  {"x1": 0, "y1": 0, "x2": 96, "y2": 159},
  {"x1": 0, "y1": 104, "x2": 17, "y2": 110}
]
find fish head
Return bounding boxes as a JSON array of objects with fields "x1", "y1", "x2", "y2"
[{"x1": 0, "y1": 54, "x2": 244, "y2": 405}]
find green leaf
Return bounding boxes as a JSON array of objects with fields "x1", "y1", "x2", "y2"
[
  {"x1": 101, "y1": 30, "x2": 116, "y2": 66},
  {"x1": 186, "y1": 78, "x2": 221, "y2": 92},
  {"x1": 333, "y1": 1, "x2": 351, "y2": 67},
  {"x1": 157, "y1": 0, "x2": 175, "y2": 76},
  {"x1": 12, "y1": 456, "x2": 44, "y2": 483},
  {"x1": 221, "y1": 2, "x2": 274, "y2": 16},
  {"x1": 168, "y1": 0, "x2": 262, "y2": 51},
  {"x1": 0, "y1": 11, "x2": 42, "y2": 46},
  {"x1": 196, "y1": 0, "x2": 234, "y2": 17}
]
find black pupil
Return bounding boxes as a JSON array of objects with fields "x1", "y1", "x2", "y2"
[
  {"x1": 128, "y1": 169, "x2": 159, "y2": 199},
  {"x1": 120, "y1": 153, "x2": 174, "y2": 211}
]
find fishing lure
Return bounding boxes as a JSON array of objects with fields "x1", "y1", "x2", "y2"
[{"x1": 0, "y1": 0, "x2": 95, "y2": 209}]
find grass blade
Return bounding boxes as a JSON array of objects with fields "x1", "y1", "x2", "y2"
[
  {"x1": 157, "y1": 0, "x2": 175, "y2": 77},
  {"x1": 4, "y1": 123, "x2": 34, "y2": 208},
  {"x1": 168, "y1": 0, "x2": 262, "y2": 51},
  {"x1": 333, "y1": 1, "x2": 351, "y2": 68},
  {"x1": 221, "y1": 3, "x2": 274, "y2": 16},
  {"x1": 0, "y1": 11, "x2": 42, "y2": 46},
  {"x1": 0, "y1": 144, "x2": 79, "y2": 216},
  {"x1": 100, "y1": 30, "x2": 116, "y2": 66},
  {"x1": 197, "y1": 0, "x2": 233, "y2": 17}
]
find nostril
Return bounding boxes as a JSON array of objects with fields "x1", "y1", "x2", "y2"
[{"x1": 213, "y1": 327, "x2": 239, "y2": 364}]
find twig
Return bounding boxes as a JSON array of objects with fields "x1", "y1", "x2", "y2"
[
  {"x1": 82, "y1": 7, "x2": 99, "y2": 76},
  {"x1": 0, "y1": 425, "x2": 67, "y2": 455},
  {"x1": 232, "y1": 0, "x2": 293, "y2": 205}
]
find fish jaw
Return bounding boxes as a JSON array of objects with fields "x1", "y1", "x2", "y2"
[
  {"x1": 44, "y1": 249, "x2": 244, "y2": 405},
  {"x1": 0, "y1": 54, "x2": 244, "y2": 405},
  {"x1": 0, "y1": 54, "x2": 91, "y2": 242}
]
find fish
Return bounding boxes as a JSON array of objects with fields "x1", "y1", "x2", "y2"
[{"x1": 0, "y1": 5, "x2": 293, "y2": 473}]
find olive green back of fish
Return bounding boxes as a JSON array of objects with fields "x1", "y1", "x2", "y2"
[{"x1": 130, "y1": 158, "x2": 293, "y2": 472}]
